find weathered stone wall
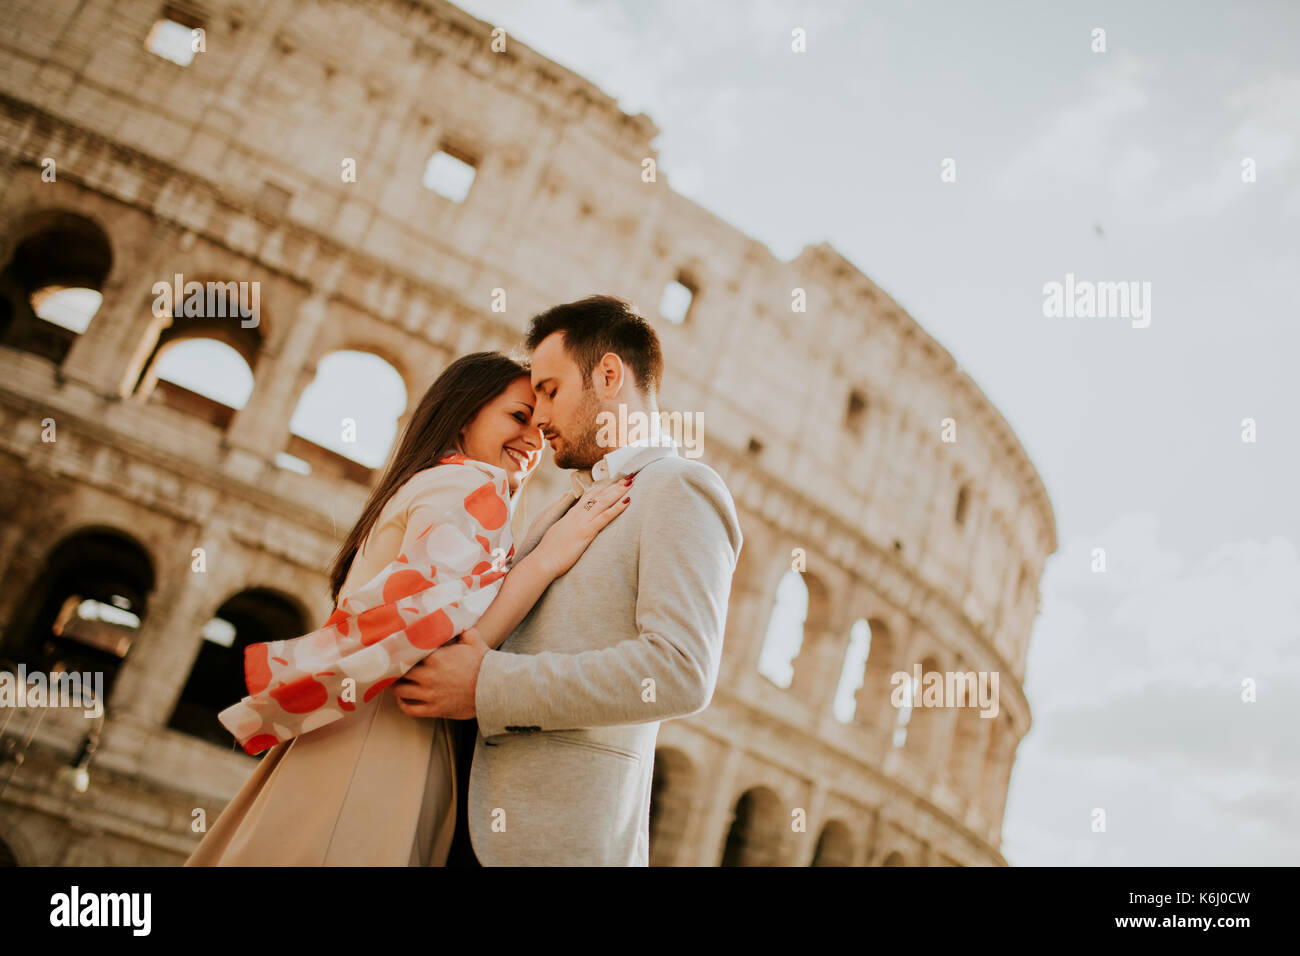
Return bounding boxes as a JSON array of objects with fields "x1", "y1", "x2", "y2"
[{"x1": 0, "y1": 0, "x2": 1054, "y2": 866}]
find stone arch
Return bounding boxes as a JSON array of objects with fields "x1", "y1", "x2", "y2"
[
  {"x1": 756, "y1": 564, "x2": 839, "y2": 704},
  {"x1": 880, "y1": 849, "x2": 907, "y2": 866},
  {"x1": 832, "y1": 617, "x2": 870, "y2": 722},
  {"x1": 756, "y1": 568, "x2": 808, "y2": 688},
  {"x1": 720, "y1": 785, "x2": 786, "y2": 866},
  {"x1": 648, "y1": 746, "x2": 697, "y2": 866},
  {"x1": 0, "y1": 822, "x2": 36, "y2": 867},
  {"x1": 166, "y1": 586, "x2": 310, "y2": 748},
  {"x1": 0, "y1": 209, "x2": 113, "y2": 363},
  {"x1": 305, "y1": 331, "x2": 418, "y2": 411},
  {"x1": 811, "y1": 819, "x2": 855, "y2": 866},
  {"x1": 284, "y1": 347, "x2": 410, "y2": 482},
  {"x1": 1, "y1": 527, "x2": 156, "y2": 703},
  {"x1": 130, "y1": 274, "x2": 266, "y2": 430},
  {"x1": 786, "y1": 571, "x2": 834, "y2": 702}
]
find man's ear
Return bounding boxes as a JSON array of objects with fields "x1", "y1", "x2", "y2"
[{"x1": 597, "y1": 352, "x2": 625, "y2": 396}]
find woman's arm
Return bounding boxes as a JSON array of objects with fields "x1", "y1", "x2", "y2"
[
  {"x1": 428, "y1": 475, "x2": 634, "y2": 651},
  {"x1": 460, "y1": 547, "x2": 557, "y2": 651}
]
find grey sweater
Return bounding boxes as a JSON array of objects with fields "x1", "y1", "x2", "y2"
[{"x1": 467, "y1": 448, "x2": 743, "y2": 865}]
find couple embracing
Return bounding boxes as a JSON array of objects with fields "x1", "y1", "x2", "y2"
[{"x1": 186, "y1": 294, "x2": 743, "y2": 866}]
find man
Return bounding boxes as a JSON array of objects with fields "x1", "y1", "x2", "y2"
[{"x1": 393, "y1": 294, "x2": 743, "y2": 865}]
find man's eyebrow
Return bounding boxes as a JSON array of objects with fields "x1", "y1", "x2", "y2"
[{"x1": 532, "y1": 377, "x2": 556, "y2": 393}]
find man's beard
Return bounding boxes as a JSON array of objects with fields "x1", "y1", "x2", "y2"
[{"x1": 553, "y1": 385, "x2": 607, "y2": 471}]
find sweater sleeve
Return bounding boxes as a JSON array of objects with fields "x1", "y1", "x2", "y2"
[
  {"x1": 474, "y1": 465, "x2": 742, "y2": 738},
  {"x1": 218, "y1": 462, "x2": 514, "y2": 754}
]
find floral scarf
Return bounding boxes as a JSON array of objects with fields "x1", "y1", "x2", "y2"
[{"x1": 218, "y1": 453, "x2": 514, "y2": 755}]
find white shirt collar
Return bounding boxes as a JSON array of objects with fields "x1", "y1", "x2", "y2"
[{"x1": 569, "y1": 435, "x2": 679, "y2": 499}]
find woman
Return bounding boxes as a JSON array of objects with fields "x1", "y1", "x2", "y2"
[{"x1": 185, "y1": 352, "x2": 633, "y2": 866}]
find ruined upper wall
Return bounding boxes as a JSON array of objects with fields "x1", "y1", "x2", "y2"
[{"x1": 0, "y1": 0, "x2": 1055, "y2": 665}]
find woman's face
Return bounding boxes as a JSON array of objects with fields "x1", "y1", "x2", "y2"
[{"x1": 458, "y1": 376, "x2": 544, "y2": 495}]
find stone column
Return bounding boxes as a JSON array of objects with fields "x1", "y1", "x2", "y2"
[
  {"x1": 107, "y1": 519, "x2": 238, "y2": 727},
  {"x1": 223, "y1": 290, "x2": 329, "y2": 465},
  {"x1": 789, "y1": 624, "x2": 843, "y2": 719},
  {"x1": 793, "y1": 781, "x2": 827, "y2": 865},
  {"x1": 59, "y1": 229, "x2": 185, "y2": 398},
  {"x1": 691, "y1": 743, "x2": 744, "y2": 866}
]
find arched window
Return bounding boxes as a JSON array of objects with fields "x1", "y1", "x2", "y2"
[
  {"x1": 954, "y1": 484, "x2": 970, "y2": 526},
  {"x1": 757, "y1": 567, "x2": 833, "y2": 701},
  {"x1": 757, "y1": 569, "x2": 808, "y2": 688},
  {"x1": 849, "y1": 617, "x2": 896, "y2": 735},
  {"x1": 0, "y1": 212, "x2": 112, "y2": 363},
  {"x1": 133, "y1": 283, "x2": 264, "y2": 429},
  {"x1": 2, "y1": 530, "x2": 154, "y2": 702},
  {"x1": 833, "y1": 618, "x2": 870, "y2": 722},
  {"x1": 168, "y1": 588, "x2": 308, "y2": 749},
  {"x1": 284, "y1": 350, "x2": 407, "y2": 482},
  {"x1": 893, "y1": 672, "x2": 914, "y2": 749},
  {"x1": 720, "y1": 786, "x2": 784, "y2": 866},
  {"x1": 137, "y1": 338, "x2": 255, "y2": 428},
  {"x1": 811, "y1": 820, "x2": 854, "y2": 866},
  {"x1": 658, "y1": 276, "x2": 695, "y2": 324}
]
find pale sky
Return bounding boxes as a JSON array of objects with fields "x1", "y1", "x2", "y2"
[{"x1": 442, "y1": 0, "x2": 1300, "y2": 865}]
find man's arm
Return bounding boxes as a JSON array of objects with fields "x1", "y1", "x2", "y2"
[{"x1": 474, "y1": 465, "x2": 743, "y2": 738}]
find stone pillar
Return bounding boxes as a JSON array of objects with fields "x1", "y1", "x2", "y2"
[
  {"x1": 985, "y1": 735, "x2": 1018, "y2": 835},
  {"x1": 59, "y1": 231, "x2": 184, "y2": 398},
  {"x1": 719, "y1": 528, "x2": 774, "y2": 685},
  {"x1": 793, "y1": 782, "x2": 828, "y2": 865},
  {"x1": 691, "y1": 743, "x2": 744, "y2": 866},
  {"x1": 855, "y1": 621, "x2": 912, "y2": 758},
  {"x1": 930, "y1": 705, "x2": 960, "y2": 783},
  {"x1": 858, "y1": 807, "x2": 882, "y2": 865},
  {"x1": 789, "y1": 625, "x2": 843, "y2": 720},
  {"x1": 107, "y1": 520, "x2": 237, "y2": 727},
  {"x1": 223, "y1": 291, "x2": 328, "y2": 461}
]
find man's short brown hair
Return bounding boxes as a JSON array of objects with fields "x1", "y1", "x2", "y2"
[{"x1": 524, "y1": 294, "x2": 664, "y2": 397}]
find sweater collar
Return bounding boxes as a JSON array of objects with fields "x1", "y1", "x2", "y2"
[{"x1": 569, "y1": 436, "x2": 678, "y2": 499}]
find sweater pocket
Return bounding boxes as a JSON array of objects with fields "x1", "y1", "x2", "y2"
[{"x1": 542, "y1": 731, "x2": 641, "y2": 763}]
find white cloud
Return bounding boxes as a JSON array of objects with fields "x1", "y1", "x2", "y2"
[
  {"x1": 994, "y1": 52, "x2": 1156, "y2": 201},
  {"x1": 1008, "y1": 515, "x2": 1300, "y2": 864}
]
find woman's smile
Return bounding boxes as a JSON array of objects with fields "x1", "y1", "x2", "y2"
[{"x1": 503, "y1": 445, "x2": 530, "y2": 470}]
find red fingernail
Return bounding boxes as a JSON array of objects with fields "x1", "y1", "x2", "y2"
[{"x1": 623, "y1": 496, "x2": 630, "y2": 503}]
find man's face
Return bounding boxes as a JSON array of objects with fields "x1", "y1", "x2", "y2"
[{"x1": 529, "y1": 332, "x2": 607, "y2": 470}]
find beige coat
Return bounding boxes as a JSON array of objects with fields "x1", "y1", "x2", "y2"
[
  {"x1": 186, "y1": 468, "x2": 477, "y2": 866},
  {"x1": 469, "y1": 446, "x2": 742, "y2": 865}
]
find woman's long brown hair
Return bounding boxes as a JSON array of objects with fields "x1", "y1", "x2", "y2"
[{"x1": 327, "y1": 351, "x2": 530, "y2": 604}]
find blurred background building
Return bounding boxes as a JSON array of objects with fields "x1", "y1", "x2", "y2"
[{"x1": 0, "y1": 0, "x2": 1053, "y2": 865}]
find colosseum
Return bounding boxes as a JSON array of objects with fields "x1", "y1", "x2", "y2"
[{"x1": 0, "y1": 0, "x2": 1055, "y2": 866}]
